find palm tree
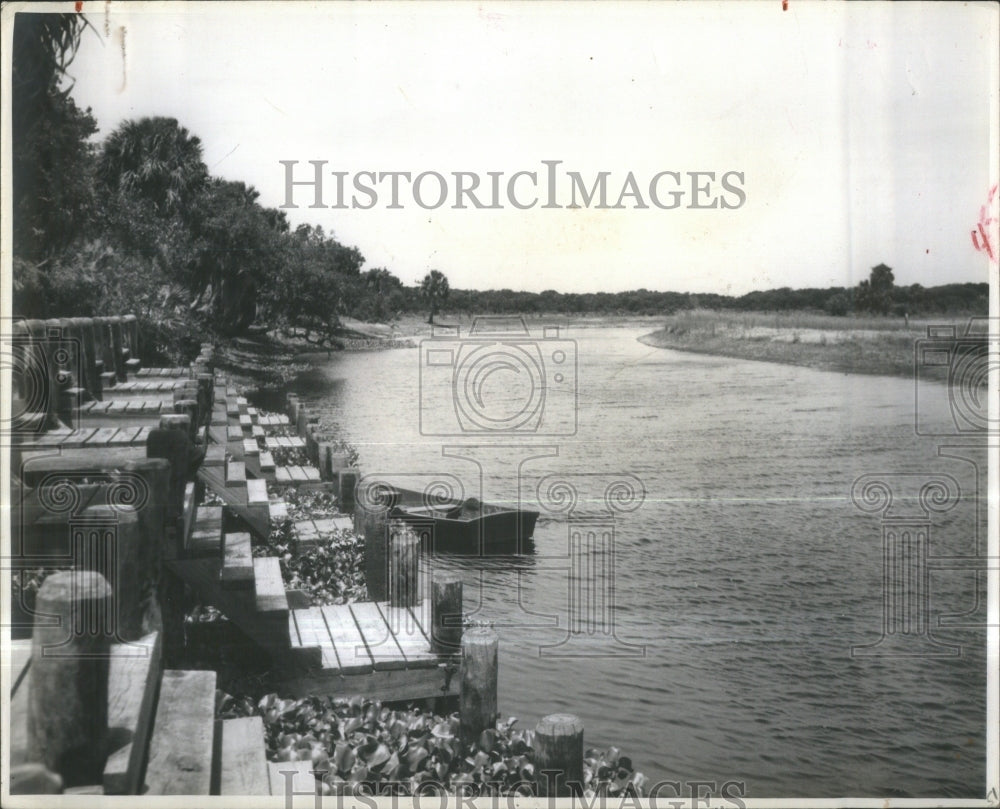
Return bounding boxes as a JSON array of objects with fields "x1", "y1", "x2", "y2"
[
  {"x1": 420, "y1": 269, "x2": 450, "y2": 324},
  {"x1": 98, "y1": 117, "x2": 208, "y2": 216}
]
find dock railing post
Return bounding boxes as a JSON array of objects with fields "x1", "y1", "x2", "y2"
[
  {"x1": 355, "y1": 503, "x2": 389, "y2": 602},
  {"x1": 28, "y1": 571, "x2": 113, "y2": 788},
  {"x1": 534, "y1": 713, "x2": 585, "y2": 797},
  {"x1": 459, "y1": 627, "x2": 498, "y2": 747},
  {"x1": 431, "y1": 572, "x2": 463, "y2": 655},
  {"x1": 388, "y1": 521, "x2": 420, "y2": 608}
]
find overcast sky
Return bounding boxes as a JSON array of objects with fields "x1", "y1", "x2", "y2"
[{"x1": 58, "y1": 1, "x2": 998, "y2": 295}]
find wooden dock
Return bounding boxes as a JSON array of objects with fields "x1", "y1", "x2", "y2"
[{"x1": 6, "y1": 314, "x2": 463, "y2": 796}]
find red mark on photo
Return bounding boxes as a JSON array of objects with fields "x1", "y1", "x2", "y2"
[
  {"x1": 782, "y1": 0, "x2": 788, "y2": 10},
  {"x1": 75, "y1": 1, "x2": 83, "y2": 11},
  {"x1": 971, "y1": 184, "x2": 998, "y2": 263}
]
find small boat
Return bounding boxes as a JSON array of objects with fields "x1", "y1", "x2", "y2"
[{"x1": 385, "y1": 487, "x2": 539, "y2": 554}]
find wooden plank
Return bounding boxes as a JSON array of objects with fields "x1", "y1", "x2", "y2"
[
  {"x1": 303, "y1": 466, "x2": 321, "y2": 482},
  {"x1": 108, "y1": 425, "x2": 142, "y2": 447},
  {"x1": 320, "y1": 604, "x2": 373, "y2": 674},
  {"x1": 246, "y1": 479, "x2": 269, "y2": 507},
  {"x1": 276, "y1": 664, "x2": 458, "y2": 702},
  {"x1": 277, "y1": 436, "x2": 294, "y2": 448},
  {"x1": 253, "y1": 557, "x2": 287, "y2": 614},
  {"x1": 264, "y1": 436, "x2": 281, "y2": 451},
  {"x1": 89, "y1": 400, "x2": 112, "y2": 413},
  {"x1": 34, "y1": 428, "x2": 73, "y2": 446},
  {"x1": 205, "y1": 443, "x2": 225, "y2": 467},
  {"x1": 125, "y1": 400, "x2": 146, "y2": 412},
  {"x1": 258, "y1": 452, "x2": 275, "y2": 473},
  {"x1": 239, "y1": 414, "x2": 253, "y2": 431},
  {"x1": 104, "y1": 632, "x2": 162, "y2": 795},
  {"x1": 221, "y1": 531, "x2": 253, "y2": 588},
  {"x1": 84, "y1": 426, "x2": 120, "y2": 446},
  {"x1": 269, "y1": 501, "x2": 288, "y2": 523},
  {"x1": 226, "y1": 426, "x2": 243, "y2": 442},
  {"x1": 61, "y1": 428, "x2": 99, "y2": 448},
  {"x1": 242, "y1": 438, "x2": 260, "y2": 457},
  {"x1": 133, "y1": 426, "x2": 152, "y2": 445},
  {"x1": 275, "y1": 467, "x2": 292, "y2": 483},
  {"x1": 251, "y1": 425, "x2": 265, "y2": 439},
  {"x1": 8, "y1": 641, "x2": 33, "y2": 771},
  {"x1": 226, "y1": 461, "x2": 246, "y2": 486},
  {"x1": 144, "y1": 669, "x2": 216, "y2": 794},
  {"x1": 288, "y1": 466, "x2": 308, "y2": 483},
  {"x1": 188, "y1": 506, "x2": 224, "y2": 557},
  {"x1": 182, "y1": 482, "x2": 197, "y2": 546},
  {"x1": 216, "y1": 717, "x2": 270, "y2": 796},
  {"x1": 292, "y1": 607, "x2": 339, "y2": 669},
  {"x1": 226, "y1": 398, "x2": 240, "y2": 417},
  {"x1": 108, "y1": 400, "x2": 130, "y2": 414},
  {"x1": 376, "y1": 601, "x2": 438, "y2": 667},
  {"x1": 349, "y1": 601, "x2": 406, "y2": 670}
]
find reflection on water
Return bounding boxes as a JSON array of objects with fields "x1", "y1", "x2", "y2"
[{"x1": 281, "y1": 326, "x2": 987, "y2": 798}]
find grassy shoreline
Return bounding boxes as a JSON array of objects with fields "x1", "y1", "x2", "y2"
[{"x1": 638, "y1": 310, "x2": 977, "y2": 380}]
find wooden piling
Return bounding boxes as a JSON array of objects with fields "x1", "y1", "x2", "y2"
[
  {"x1": 533, "y1": 714, "x2": 585, "y2": 797},
  {"x1": 431, "y1": 572, "x2": 463, "y2": 654},
  {"x1": 338, "y1": 468, "x2": 358, "y2": 513},
  {"x1": 388, "y1": 521, "x2": 420, "y2": 608},
  {"x1": 355, "y1": 504, "x2": 389, "y2": 601},
  {"x1": 28, "y1": 571, "x2": 113, "y2": 788},
  {"x1": 146, "y1": 427, "x2": 190, "y2": 538},
  {"x1": 173, "y1": 400, "x2": 199, "y2": 440},
  {"x1": 459, "y1": 627, "x2": 498, "y2": 747},
  {"x1": 108, "y1": 316, "x2": 125, "y2": 381},
  {"x1": 75, "y1": 505, "x2": 148, "y2": 642}
]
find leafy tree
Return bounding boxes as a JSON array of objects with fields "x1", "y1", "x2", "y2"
[
  {"x1": 420, "y1": 270, "x2": 450, "y2": 323},
  {"x1": 12, "y1": 13, "x2": 98, "y2": 265},
  {"x1": 856, "y1": 263, "x2": 894, "y2": 315}
]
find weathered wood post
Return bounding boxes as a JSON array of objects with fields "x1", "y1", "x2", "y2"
[
  {"x1": 93, "y1": 317, "x2": 116, "y2": 392},
  {"x1": 148, "y1": 423, "x2": 191, "y2": 539},
  {"x1": 388, "y1": 521, "x2": 420, "y2": 608},
  {"x1": 107, "y1": 316, "x2": 125, "y2": 381},
  {"x1": 74, "y1": 504, "x2": 148, "y2": 642},
  {"x1": 459, "y1": 627, "x2": 499, "y2": 747},
  {"x1": 173, "y1": 400, "x2": 200, "y2": 441},
  {"x1": 72, "y1": 317, "x2": 100, "y2": 400},
  {"x1": 431, "y1": 572, "x2": 463, "y2": 654},
  {"x1": 534, "y1": 714, "x2": 585, "y2": 798},
  {"x1": 355, "y1": 502, "x2": 389, "y2": 602},
  {"x1": 338, "y1": 469, "x2": 358, "y2": 514},
  {"x1": 45, "y1": 318, "x2": 78, "y2": 428},
  {"x1": 28, "y1": 571, "x2": 113, "y2": 787},
  {"x1": 121, "y1": 314, "x2": 139, "y2": 368}
]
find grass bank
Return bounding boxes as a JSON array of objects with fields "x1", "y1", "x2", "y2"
[{"x1": 638, "y1": 309, "x2": 979, "y2": 379}]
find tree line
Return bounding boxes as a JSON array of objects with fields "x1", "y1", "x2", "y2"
[{"x1": 11, "y1": 15, "x2": 988, "y2": 363}]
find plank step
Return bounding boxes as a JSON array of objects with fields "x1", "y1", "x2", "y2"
[
  {"x1": 221, "y1": 531, "x2": 253, "y2": 588},
  {"x1": 214, "y1": 717, "x2": 269, "y2": 796},
  {"x1": 104, "y1": 632, "x2": 162, "y2": 794},
  {"x1": 254, "y1": 557, "x2": 288, "y2": 614},
  {"x1": 145, "y1": 670, "x2": 216, "y2": 795},
  {"x1": 188, "y1": 506, "x2": 224, "y2": 557},
  {"x1": 226, "y1": 461, "x2": 246, "y2": 486},
  {"x1": 258, "y1": 452, "x2": 275, "y2": 473}
]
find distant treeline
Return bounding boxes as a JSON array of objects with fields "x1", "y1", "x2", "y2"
[{"x1": 433, "y1": 281, "x2": 988, "y2": 318}]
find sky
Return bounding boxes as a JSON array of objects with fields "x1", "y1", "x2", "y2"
[{"x1": 43, "y1": 1, "x2": 1000, "y2": 294}]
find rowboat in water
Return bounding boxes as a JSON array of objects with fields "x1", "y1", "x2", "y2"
[{"x1": 385, "y1": 488, "x2": 538, "y2": 554}]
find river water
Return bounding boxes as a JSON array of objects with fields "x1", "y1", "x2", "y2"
[{"x1": 279, "y1": 324, "x2": 987, "y2": 799}]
